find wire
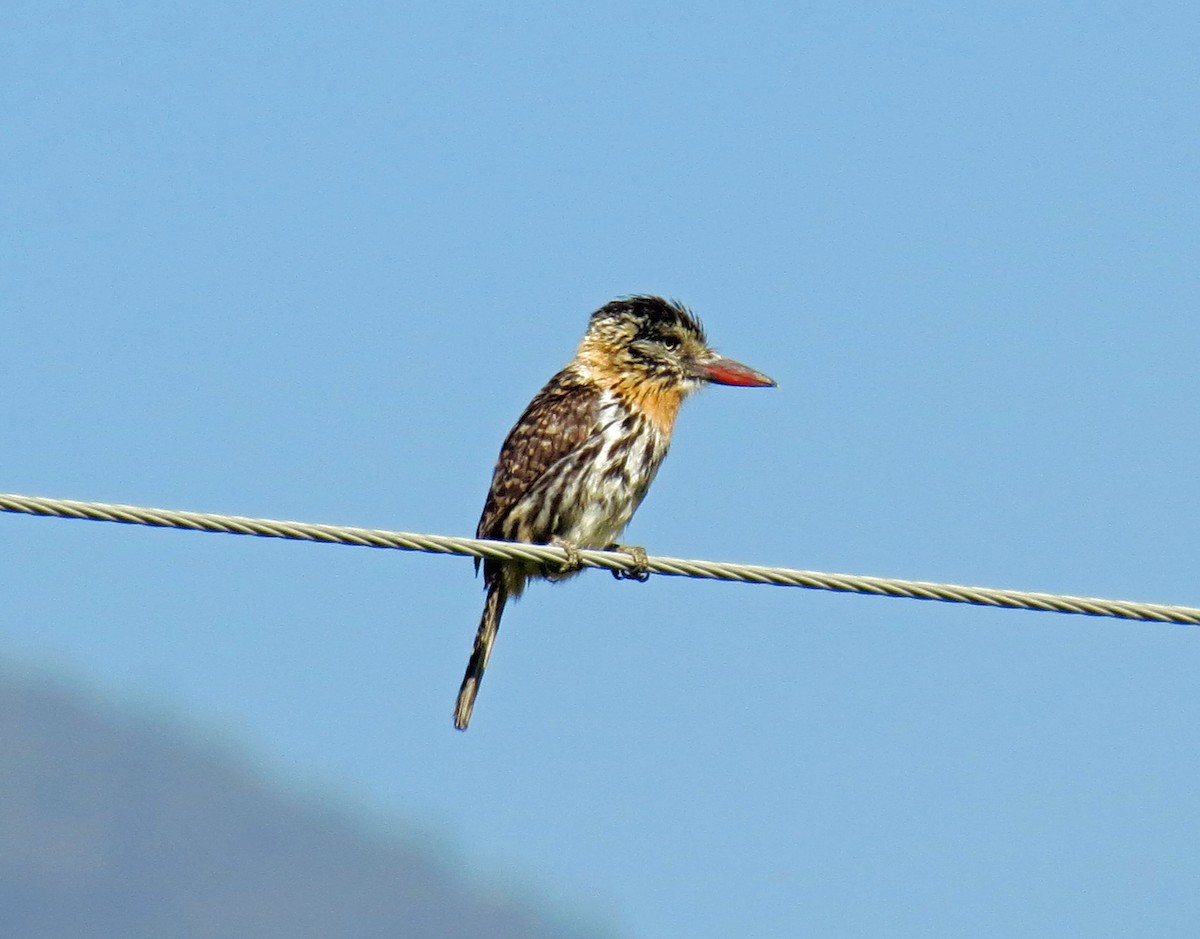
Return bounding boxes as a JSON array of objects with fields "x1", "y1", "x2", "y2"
[{"x1": 2, "y1": 491, "x2": 1197, "y2": 626}]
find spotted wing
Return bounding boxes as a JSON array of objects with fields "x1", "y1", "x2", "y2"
[{"x1": 476, "y1": 369, "x2": 602, "y2": 545}]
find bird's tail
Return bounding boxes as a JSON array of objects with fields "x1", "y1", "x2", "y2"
[{"x1": 454, "y1": 581, "x2": 508, "y2": 730}]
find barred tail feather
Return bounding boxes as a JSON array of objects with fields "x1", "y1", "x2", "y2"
[{"x1": 454, "y1": 582, "x2": 508, "y2": 730}]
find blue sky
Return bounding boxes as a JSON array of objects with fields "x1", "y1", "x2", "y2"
[{"x1": 4, "y1": 2, "x2": 1199, "y2": 936}]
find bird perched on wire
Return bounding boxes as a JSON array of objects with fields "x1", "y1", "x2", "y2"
[{"x1": 454, "y1": 296, "x2": 776, "y2": 730}]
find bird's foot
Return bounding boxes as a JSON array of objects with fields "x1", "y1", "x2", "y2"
[
  {"x1": 608, "y1": 543, "x2": 651, "y2": 582},
  {"x1": 547, "y1": 537, "x2": 584, "y2": 580}
]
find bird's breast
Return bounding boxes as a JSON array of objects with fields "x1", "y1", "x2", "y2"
[{"x1": 532, "y1": 393, "x2": 671, "y2": 549}]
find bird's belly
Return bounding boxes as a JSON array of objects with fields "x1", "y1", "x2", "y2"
[
  {"x1": 553, "y1": 425, "x2": 668, "y2": 548},
  {"x1": 561, "y1": 480, "x2": 640, "y2": 548},
  {"x1": 513, "y1": 414, "x2": 669, "y2": 550}
]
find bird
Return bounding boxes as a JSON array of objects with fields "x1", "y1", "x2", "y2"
[{"x1": 454, "y1": 296, "x2": 776, "y2": 730}]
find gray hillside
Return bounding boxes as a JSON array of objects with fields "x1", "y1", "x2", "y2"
[{"x1": 0, "y1": 672, "x2": 606, "y2": 939}]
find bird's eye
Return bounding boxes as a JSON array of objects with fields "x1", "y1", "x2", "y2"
[{"x1": 659, "y1": 337, "x2": 681, "y2": 351}]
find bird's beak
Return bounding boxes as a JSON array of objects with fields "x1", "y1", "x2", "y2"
[{"x1": 692, "y1": 354, "x2": 777, "y2": 388}]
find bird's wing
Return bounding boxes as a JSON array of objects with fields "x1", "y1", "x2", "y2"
[{"x1": 476, "y1": 369, "x2": 603, "y2": 542}]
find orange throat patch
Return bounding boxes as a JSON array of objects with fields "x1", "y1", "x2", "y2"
[{"x1": 617, "y1": 377, "x2": 684, "y2": 437}]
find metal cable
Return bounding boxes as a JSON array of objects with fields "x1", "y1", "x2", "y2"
[{"x1": 2, "y1": 491, "x2": 1197, "y2": 626}]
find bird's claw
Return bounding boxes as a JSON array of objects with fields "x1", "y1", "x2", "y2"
[
  {"x1": 547, "y1": 538, "x2": 584, "y2": 579},
  {"x1": 609, "y1": 544, "x2": 651, "y2": 582}
]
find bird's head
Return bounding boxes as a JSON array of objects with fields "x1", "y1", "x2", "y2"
[{"x1": 577, "y1": 296, "x2": 777, "y2": 394}]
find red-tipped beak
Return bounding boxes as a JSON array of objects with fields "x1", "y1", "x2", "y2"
[{"x1": 694, "y1": 354, "x2": 777, "y2": 388}]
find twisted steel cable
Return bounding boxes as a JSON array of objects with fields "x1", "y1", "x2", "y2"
[{"x1": 2, "y1": 492, "x2": 1197, "y2": 626}]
